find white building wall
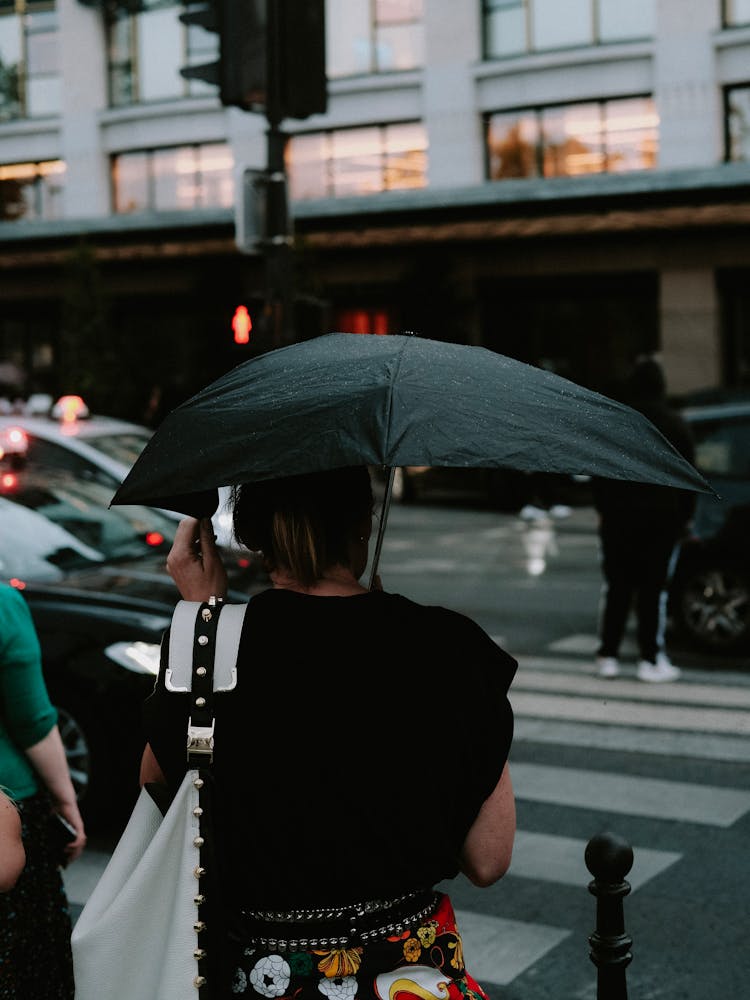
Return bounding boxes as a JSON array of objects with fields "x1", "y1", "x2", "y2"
[
  {"x1": 421, "y1": 0, "x2": 483, "y2": 188},
  {"x1": 58, "y1": 0, "x2": 109, "y2": 217},
  {"x1": 653, "y1": 0, "x2": 723, "y2": 169}
]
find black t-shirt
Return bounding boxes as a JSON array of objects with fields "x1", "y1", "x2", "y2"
[{"x1": 142, "y1": 588, "x2": 516, "y2": 913}]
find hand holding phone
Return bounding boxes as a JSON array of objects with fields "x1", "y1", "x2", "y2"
[{"x1": 49, "y1": 811, "x2": 77, "y2": 867}]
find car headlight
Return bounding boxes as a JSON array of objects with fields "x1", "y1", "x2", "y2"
[{"x1": 105, "y1": 640, "x2": 161, "y2": 676}]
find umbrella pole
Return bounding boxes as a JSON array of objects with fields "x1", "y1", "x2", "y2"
[{"x1": 369, "y1": 466, "x2": 395, "y2": 590}]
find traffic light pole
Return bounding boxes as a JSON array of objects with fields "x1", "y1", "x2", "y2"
[{"x1": 264, "y1": 0, "x2": 293, "y2": 348}]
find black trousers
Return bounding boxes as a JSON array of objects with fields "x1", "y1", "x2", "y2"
[{"x1": 597, "y1": 513, "x2": 682, "y2": 664}]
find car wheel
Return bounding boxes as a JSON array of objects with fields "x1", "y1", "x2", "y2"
[
  {"x1": 56, "y1": 705, "x2": 92, "y2": 803},
  {"x1": 674, "y1": 563, "x2": 750, "y2": 653}
]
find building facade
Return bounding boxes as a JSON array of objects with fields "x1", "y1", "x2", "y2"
[{"x1": 1, "y1": 0, "x2": 749, "y2": 418}]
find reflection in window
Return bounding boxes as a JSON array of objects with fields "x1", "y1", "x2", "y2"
[
  {"x1": 724, "y1": 0, "x2": 750, "y2": 26},
  {"x1": 288, "y1": 122, "x2": 427, "y2": 200},
  {"x1": 327, "y1": 0, "x2": 423, "y2": 77},
  {"x1": 112, "y1": 143, "x2": 233, "y2": 213},
  {"x1": 483, "y1": 0, "x2": 654, "y2": 58},
  {"x1": 0, "y1": 159, "x2": 65, "y2": 220},
  {"x1": 0, "y1": 0, "x2": 60, "y2": 120},
  {"x1": 107, "y1": 0, "x2": 217, "y2": 107},
  {"x1": 487, "y1": 97, "x2": 658, "y2": 179},
  {"x1": 726, "y1": 85, "x2": 750, "y2": 161},
  {"x1": 334, "y1": 308, "x2": 391, "y2": 335}
]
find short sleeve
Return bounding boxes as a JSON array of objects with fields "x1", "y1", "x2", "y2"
[
  {"x1": 0, "y1": 586, "x2": 57, "y2": 749},
  {"x1": 434, "y1": 610, "x2": 516, "y2": 848}
]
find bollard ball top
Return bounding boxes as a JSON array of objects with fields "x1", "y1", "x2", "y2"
[{"x1": 585, "y1": 831, "x2": 634, "y2": 881}]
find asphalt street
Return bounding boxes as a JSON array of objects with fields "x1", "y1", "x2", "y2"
[{"x1": 67, "y1": 500, "x2": 750, "y2": 1000}]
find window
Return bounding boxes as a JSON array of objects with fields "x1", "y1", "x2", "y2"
[
  {"x1": 112, "y1": 143, "x2": 233, "y2": 213},
  {"x1": 106, "y1": 0, "x2": 216, "y2": 107},
  {"x1": 726, "y1": 85, "x2": 750, "y2": 162},
  {"x1": 288, "y1": 122, "x2": 427, "y2": 200},
  {"x1": 0, "y1": 159, "x2": 64, "y2": 220},
  {"x1": 724, "y1": 0, "x2": 750, "y2": 26},
  {"x1": 483, "y1": 0, "x2": 654, "y2": 58},
  {"x1": 0, "y1": 0, "x2": 60, "y2": 121},
  {"x1": 487, "y1": 97, "x2": 658, "y2": 179},
  {"x1": 327, "y1": 0, "x2": 423, "y2": 77},
  {"x1": 334, "y1": 308, "x2": 392, "y2": 335}
]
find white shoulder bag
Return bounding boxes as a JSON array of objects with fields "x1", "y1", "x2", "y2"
[{"x1": 72, "y1": 598, "x2": 248, "y2": 1000}]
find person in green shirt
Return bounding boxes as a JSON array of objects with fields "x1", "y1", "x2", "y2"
[{"x1": 0, "y1": 582, "x2": 86, "y2": 999}]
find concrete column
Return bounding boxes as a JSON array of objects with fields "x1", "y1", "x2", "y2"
[
  {"x1": 422, "y1": 1, "x2": 483, "y2": 188},
  {"x1": 654, "y1": 0, "x2": 722, "y2": 168},
  {"x1": 660, "y1": 269, "x2": 722, "y2": 394},
  {"x1": 58, "y1": 0, "x2": 109, "y2": 217}
]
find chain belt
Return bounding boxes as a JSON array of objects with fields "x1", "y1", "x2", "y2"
[{"x1": 240, "y1": 889, "x2": 439, "y2": 953}]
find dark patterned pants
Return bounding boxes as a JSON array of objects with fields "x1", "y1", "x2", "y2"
[{"x1": 0, "y1": 792, "x2": 74, "y2": 1000}]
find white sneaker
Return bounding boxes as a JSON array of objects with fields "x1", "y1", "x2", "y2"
[
  {"x1": 596, "y1": 656, "x2": 620, "y2": 679},
  {"x1": 550, "y1": 504, "x2": 573, "y2": 519},
  {"x1": 637, "y1": 656, "x2": 681, "y2": 683},
  {"x1": 520, "y1": 504, "x2": 550, "y2": 521}
]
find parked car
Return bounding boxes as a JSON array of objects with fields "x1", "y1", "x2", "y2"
[
  {"x1": 0, "y1": 393, "x2": 239, "y2": 550},
  {"x1": 669, "y1": 397, "x2": 750, "y2": 655},
  {"x1": 0, "y1": 462, "x2": 262, "y2": 833}
]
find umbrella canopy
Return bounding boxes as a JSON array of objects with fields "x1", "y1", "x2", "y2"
[{"x1": 112, "y1": 333, "x2": 712, "y2": 518}]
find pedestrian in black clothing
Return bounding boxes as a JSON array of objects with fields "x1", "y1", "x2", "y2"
[{"x1": 592, "y1": 358, "x2": 696, "y2": 682}]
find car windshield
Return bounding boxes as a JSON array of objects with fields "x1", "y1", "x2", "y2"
[
  {"x1": 0, "y1": 468, "x2": 178, "y2": 582},
  {"x1": 84, "y1": 430, "x2": 153, "y2": 468},
  {"x1": 689, "y1": 416, "x2": 750, "y2": 479}
]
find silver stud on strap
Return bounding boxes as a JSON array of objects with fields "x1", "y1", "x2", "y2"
[{"x1": 198, "y1": 635, "x2": 209, "y2": 646}]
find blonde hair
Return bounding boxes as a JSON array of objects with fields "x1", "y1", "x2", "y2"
[{"x1": 232, "y1": 466, "x2": 374, "y2": 589}]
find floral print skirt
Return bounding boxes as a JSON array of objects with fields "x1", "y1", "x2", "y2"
[{"x1": 224, "y1": 893, "x2": 488, "y2": 1000}]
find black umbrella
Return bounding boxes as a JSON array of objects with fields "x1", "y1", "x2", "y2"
[{"x1": 112, "y1": 333, "x2": 712, "y2": 581}]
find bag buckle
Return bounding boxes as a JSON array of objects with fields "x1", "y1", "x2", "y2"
[{"x1": 187, "y1": 720, "x2": 215, "y2": 763}]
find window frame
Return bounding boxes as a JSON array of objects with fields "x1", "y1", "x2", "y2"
[
  {"x1": 484, "y1": 93, "x2": 658, "y2": 181},
  {"x1": 482, "y1": 0, "x2": 654, "y2": 59}
]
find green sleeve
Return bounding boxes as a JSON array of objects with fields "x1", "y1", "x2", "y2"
[{"x1": 0, "y1": 585, "x2": 57, "y2": 750}]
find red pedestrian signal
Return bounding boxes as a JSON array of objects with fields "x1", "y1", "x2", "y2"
[{"x1": 232, "y1": 305, "x2": 252, "y2": 344}]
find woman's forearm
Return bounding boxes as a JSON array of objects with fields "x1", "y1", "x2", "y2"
[
  {"x1": 25, "y1": 724, "x2": 87, "y2": 861},
  {"x1": 25, "y1": 725, "x2": 78, "y2": 807}
]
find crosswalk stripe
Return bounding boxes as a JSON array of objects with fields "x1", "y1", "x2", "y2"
[
  {"x1": 515, "y1": 668, "x2": 750, "y2": 708},
  {"x1": 511, "y1": 691, "x2": 750, "y2": 735},
  {"x1": 511, "y1": 762, "x2": 750, "y2": 826},
  {"x1": 510, "y1": 830, "x2": 680, "y2": 891},
  {"x1": 515, "y1": 716, "x2": 750, "y2": 763},
  {"x1": 454, "y1": 909, "x2": 571, "y2": 988}
]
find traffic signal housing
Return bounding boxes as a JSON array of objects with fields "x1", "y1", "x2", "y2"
[{"x1": 180, "y1": 0, "x2": 326, "y2": 119}]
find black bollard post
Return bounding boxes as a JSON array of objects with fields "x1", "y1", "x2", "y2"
[{"x1": 585, "y1": 831, "x2": 634, "y2": 1000}]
